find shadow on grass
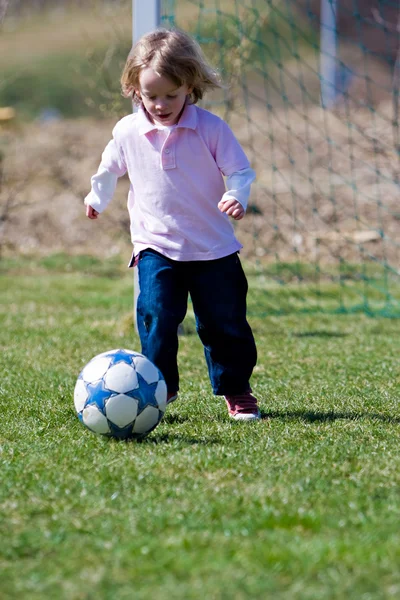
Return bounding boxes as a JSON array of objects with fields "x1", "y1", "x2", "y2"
[
  {"x1": 162, "y1": 413, "x2": 190, "y2": 425},
  {"x1": 292, "y1": 331, "x2": 349, "y2": 338},
  {"x1": 261, "y1": 409, "x2": 400, "y2": 424},
  {"x1": 141, "y1": 433, "x2": 221, "y2": 445}
]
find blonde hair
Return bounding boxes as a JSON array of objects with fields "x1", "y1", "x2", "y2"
[{"x1": 121, "y1": 28, "x2": 221, "y2": 105}]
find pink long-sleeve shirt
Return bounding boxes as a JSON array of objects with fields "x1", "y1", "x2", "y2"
[{"x1": 85, "y1": 103, "x2": 255, "y2": 261}]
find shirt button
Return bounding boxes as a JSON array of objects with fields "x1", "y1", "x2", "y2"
[{"x1": 164, "y1": 148, "x2": 170, "y2": 154}]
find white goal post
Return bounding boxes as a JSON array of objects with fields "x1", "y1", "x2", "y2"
[
  {"x1": 133, "y1": 0, "x2": 161, "y2": 42},
  {"x1": 320, "y1": 0, "x2": 338, "y2": 108},
  {"x1": 132, "y1": 0, "x2": 161, "y2": 331}
]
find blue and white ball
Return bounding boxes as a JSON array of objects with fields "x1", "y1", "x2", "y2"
[{"x1": 74, "y1": 349, "x2": 167, "y2": 440}]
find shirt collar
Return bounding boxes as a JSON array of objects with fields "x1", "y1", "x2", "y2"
[{"x1": 137, "y1": 102, "x2": 198, "y2": 136}]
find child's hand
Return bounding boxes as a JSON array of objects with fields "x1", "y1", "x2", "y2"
[
  {"x1": 86, "y1": 205, "x2": 99, "y2": 219},
  {"x1": 218, "y1": 198, "x2": 245, "y2": 220}
]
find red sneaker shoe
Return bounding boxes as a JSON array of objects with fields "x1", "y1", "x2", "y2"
[
  {"x1": 167, "y1": 392, "x2": 178, "y2": 405},
  {"x1": 225, "y1": 391, "x2": 261, "y2": 421}
]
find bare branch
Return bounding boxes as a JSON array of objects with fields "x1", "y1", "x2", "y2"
[
  {"x1": 371, "y1": 8, "x2": 400, "y2": 33},
  {"x1": 369, "y1": 9, "x2": 400, "y2": 151},
  {"x1": 0, "y1": 0, "x2": 9, "y2": 24},
  {"x1": 393, "y1": 50, "x2": 400, "y2": 152}
]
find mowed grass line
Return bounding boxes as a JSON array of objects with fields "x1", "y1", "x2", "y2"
[{"x1": 1, "y1": 265, "x2": 400, "y2": 599}]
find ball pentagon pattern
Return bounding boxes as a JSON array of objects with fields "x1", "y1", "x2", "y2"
[{"x1": 74, "y1": 349, "x2": 167, "y2": 440}]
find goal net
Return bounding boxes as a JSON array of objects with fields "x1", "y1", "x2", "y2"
[{"x1": 161, "y1": 0, "x2": 400, "y2": 316}]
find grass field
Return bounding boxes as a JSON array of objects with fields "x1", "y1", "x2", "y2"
[{"x1": 1, "y1": 257, "x2": 400, "y2": 599}]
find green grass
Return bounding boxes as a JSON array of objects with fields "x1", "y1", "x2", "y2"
[
  {"x1": 1, "y1": 258, "x2": 400, "y2": 599},
  {"x1": 0, "y1": 6, "x2": 132, "y2": 120},
  {"x1": 0, "y1": 45, "x2": 132, "y2": 120}
]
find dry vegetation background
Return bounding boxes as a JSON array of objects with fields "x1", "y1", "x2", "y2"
[{"x1": 0, "y1": 0, "x2": 399, "y2": 270}]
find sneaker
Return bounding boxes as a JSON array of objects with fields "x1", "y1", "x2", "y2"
[
  {"x1": 225, "y1": 391, "x2": 261, "y2": 421},
  {"x1": 167, "y1": 392, "x2": 178, "y2": 405}
]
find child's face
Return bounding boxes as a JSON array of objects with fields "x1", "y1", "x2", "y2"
[{"x1": 136, "y1": 68, "x2": 193, "y2": 127}]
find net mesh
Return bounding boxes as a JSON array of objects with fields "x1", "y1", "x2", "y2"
[{"x1": 160, "y1": 0, "x2": 400, "y2": 316}]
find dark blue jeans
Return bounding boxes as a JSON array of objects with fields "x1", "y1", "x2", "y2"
[{"x1": 137, "y1": 249, "x2": 257, "y2": 396}]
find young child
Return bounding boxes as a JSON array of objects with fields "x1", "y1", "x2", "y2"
[{"x1": 85, "y1": 28, "x2": 260, "y2": 421}]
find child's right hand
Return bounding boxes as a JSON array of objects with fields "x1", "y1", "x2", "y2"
[{"x1": 86, "y1": 205, "x2": 99, "y2": 219}]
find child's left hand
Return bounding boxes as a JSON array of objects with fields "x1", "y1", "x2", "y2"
[{"x1": 218, "y1": 198, "x2": 245, "y2": 220}]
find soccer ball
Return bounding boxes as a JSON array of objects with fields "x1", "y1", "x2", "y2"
[{"x1": 74, "y1": 349, "x2": 167, "y2": 440}]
